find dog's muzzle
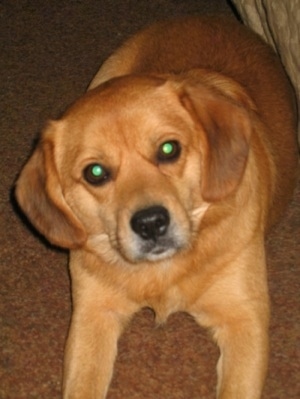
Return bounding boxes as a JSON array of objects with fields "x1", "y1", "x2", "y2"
[
  {"x1": 129, "y1": 205, "x2": 181, "y2": 261},
  {"x1": 130, "y1": 205, "x2": 170, "y2": 241}
]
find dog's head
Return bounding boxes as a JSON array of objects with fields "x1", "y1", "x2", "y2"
[{"x1": 15, "y1": 72, "x2": 253, "y2": 264}]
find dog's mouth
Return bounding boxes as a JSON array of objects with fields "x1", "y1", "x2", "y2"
[
  {"x1": 120, "y1": 205, "x2": 188, "y2": 263},
  {"x1": 134, "y1": 235, "x2": 181, "y2": 261}
]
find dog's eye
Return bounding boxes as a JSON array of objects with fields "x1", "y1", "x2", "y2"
[
  {"x1": 157, "y1": 140, "x2": 181, "y2": 162},
  {"x1": 83, "y1": 163, "x2": 110, "y2": 185}
]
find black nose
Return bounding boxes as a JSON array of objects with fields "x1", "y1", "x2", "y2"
[{"x1": 130, "y1": 206, "x2": 170, "y2": 241}]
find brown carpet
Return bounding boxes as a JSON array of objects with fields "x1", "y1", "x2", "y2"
[{"x1": 1, "y1": 1, "x2": 299, "y2": 398}]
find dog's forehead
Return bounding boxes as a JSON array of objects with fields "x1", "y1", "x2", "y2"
[
  {"x1": 69, "y1": 75, "x2": 171, "y2": 117},
  {"x1": 68, "y1": 76, "x2": 183, "y2": 120},
  {"x1": 61, "y1": 75, "x2": 189, "y2": 147}
]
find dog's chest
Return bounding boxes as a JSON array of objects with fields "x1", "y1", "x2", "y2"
[{"x1": 143, "y1": 285, "x2": 187, "y2": 324}]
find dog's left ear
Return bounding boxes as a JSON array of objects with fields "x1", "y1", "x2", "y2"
[
  {"x1": 15, "y1": 123, "x2": 87, "y2": 249},
  {"x1": 179, "y1": 77, "x2": 253, "y2": 202}
]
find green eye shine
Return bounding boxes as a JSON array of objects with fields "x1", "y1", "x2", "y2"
[
  {"x1": 83, "y1": 163, "x2": 110, "y2": 185},
  {"x1": 91, "y1": 164, "x2": 103, "y2": 177},
  {"x1": 158, "y1": 140, "x2": 181, "y2": 162},
  {"x1": 162, "y1": 142, "x2": 175, "y2": 155}
]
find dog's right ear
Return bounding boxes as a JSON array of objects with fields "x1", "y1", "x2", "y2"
[
  {"x1": 15, "y1": 124, "x2": 87, "y2": 249},
  {"x1": 177, "y1": 73, "x2": 253, "y2": 202}
]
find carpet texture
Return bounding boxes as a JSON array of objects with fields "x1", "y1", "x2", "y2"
[{"x1": 0, "y1": 1, "x2": 299, "y2": 398}]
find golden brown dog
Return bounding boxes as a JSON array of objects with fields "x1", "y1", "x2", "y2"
[{"x1": 16, "y1": 16, "x2": 298, "y2": 399}]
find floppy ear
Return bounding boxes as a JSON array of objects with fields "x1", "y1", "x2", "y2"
[
  {"x1": 15, "y1": 125, "x2": 87, "y2": 249},
  {"x1": 180, "y1": 78, "x2": 252, "y2": 202}
]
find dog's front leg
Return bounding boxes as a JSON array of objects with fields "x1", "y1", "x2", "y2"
[
  {"x1": 193, "y1": 249, "x2": 270, "y2": 399},
  {"x1": 63, "y1": 308, "x2": 123, "y2": 399},
  {"x1": 63, "y1": 259, "x2": 136, "y2": 399},
  {"x1": 195, "y1": 299, "x2": 269, "y2": 399},
  {"x1": 213, "y1": 306, "x2": 269, "y2": 399}
]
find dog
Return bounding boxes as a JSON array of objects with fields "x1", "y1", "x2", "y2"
[{"x1": 15, "y1": 16, "x2": 298, "y2": 399}]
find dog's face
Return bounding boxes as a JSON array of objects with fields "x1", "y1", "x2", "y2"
[{"x1": 16, "y1": 73, "x2": 252, "y2": 265}]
